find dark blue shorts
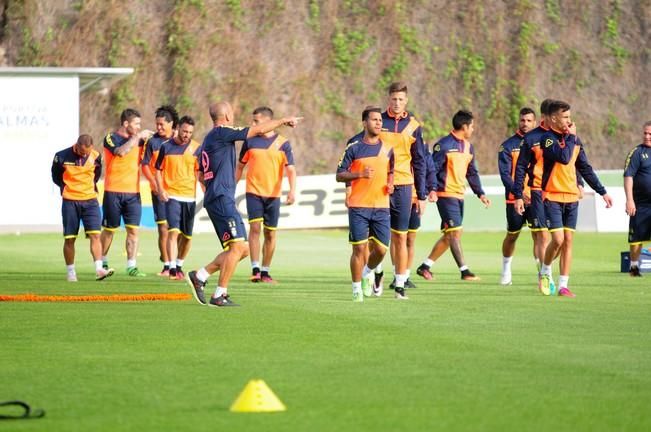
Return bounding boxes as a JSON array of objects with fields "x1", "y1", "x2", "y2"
[
  {"x1": 205, "y1": 195, "x2": 248, "y2": 249},
  {"x1": 246, "y1": 193, "x2": 281, "y2": 229},
  {"x1": 102, "y1": 191, "x2": 142, "y2": 230},
  {"x1": 62, "y1": 198, "x2": 101, "y2": 238},
  {"x1": 628, "y1": 205, "x2": 651, "y2": 243},
  {"x1": 348, "y1": 207, "x2": 390, "y2": 249},
  {"x1": 152, "y1": 192, "x2": 167, "y2": 225},
  {"x1": 166, "y1": 199, "x2": 196, "y2": 238},
  {"x1": 544, "y1": 200, "x2": 579, "y2": 231},
  {"x1": 528, "y1": 190, "x2": 546, "y2": 231},
  {"x1": 506, "y1": 203, "x2": 527, "y2": 233},
  {"x1": 436, "y1": 197, "x2": 464, "y2": 232},
  {"x1": 408, "y1": 202, "x2": 421, "y2": 231},
  {"x1": 390, "y1": 184, "x2": 413, "y2": 232}
]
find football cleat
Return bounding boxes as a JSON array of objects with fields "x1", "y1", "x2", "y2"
[
  {"x1": 558, "y1": 287, "x2": 575, "y2": 298},
  {"x1": 373, "y1": 271, "x2": 384, "y2": 297},
  {"x1": 127, "y1": 267, "x2": 147, "y2": 277},
  {"x1": 394, "y1": 287, "x2": 409, "y2": 300},
  {"x1": 361, "y1": 274, "x2": 374, "y2": 297},
  {"x1": 461, "y1": 269, "x2": 480, "y2": 281},
  {"x1": 352, "y1": 291, "x2": 364, "y2": 302},
  {"x1": 260, "y1": 272, "x2": 276, "y2": 284},
  {"x1": 405, "y1": 278, "x2": 417, "y2": 289},
  {"x1": 416, "y1": 264, "x2": 433, "y2": 280},
  {"x1": 157, "y1": 267, "x2": 170, "y2": 277},
  {"x1": 500, "y1": 272, "x2": 512, "y2": 286},
  {"x1": 95, "y1": 267, "x2": 114, "y2": 281},
  {"x1": 630, "y1": 266, "x2": 642, "y2": 277},
  {"x1": 209, "y1": 294, "x2": 240, "y2": 307},
  {"x1": 538, "y1": 274, "x2": 551, "y2": 296},
  {"x1": 250, "y1": 268, "x2": 261, "y2": 283},
  {"x1": 67, "y1": 273, "x2": 78, "y2": 282},
  {"x1": 186, "y1": 270, "x2": 206, "y2": 305}
]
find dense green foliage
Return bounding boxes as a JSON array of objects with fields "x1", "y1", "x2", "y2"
[{"x1": 0, "y1": 0, "x2": 649, "y2": 174}]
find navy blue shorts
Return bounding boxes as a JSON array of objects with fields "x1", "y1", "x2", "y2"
[
  {"x1": 62, "y1": 198, "x2": 101, "y2": 238},
  {"x1": 628, "y1": 204, "x2": 651, "y2": 243},
  {"x1": 166, "y1": 199, "x2": 196, "y2": 238},
  {"x1": 205, "y1": 195, "x2": 247, "y2": 249},
  {"x1": 348, "y1": 207, "x2": 390, "y2": 249},
  {"x1": 528, "y1": 190, "x2": 546, "y2": 231},
  {"x1": 408, "y1": 202, "x2": 421, "y2": 231},
  {"x1": 436, "y1": 197, "x2": 464, "y2": 232},
  {"x1": 102, "y1": 191, "x2": 141, "y2": 230},
  {"x1": 506, "y1": 203, "x2": 527, "y2": 233},
  {"x1": 152, "y1": 192, "x2": 167, "y2": 225},
  {"x1": 544, "y1": 200, "x2": 579, "y2": 231},
  {"x1": 390, "y1": 184, "x2": 413, "y2": 232},
  {"x1": 246, "y1": 193, "x2": 281, "y2": 229}
]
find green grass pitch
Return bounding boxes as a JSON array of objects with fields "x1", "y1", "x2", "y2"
[{"x1": 1, "y1": 230, "x2": 650, "y2": 431}]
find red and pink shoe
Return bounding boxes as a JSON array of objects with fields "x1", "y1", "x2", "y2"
[{"x1": 558, "y1": 287, "x2": 575, "y2": 298}]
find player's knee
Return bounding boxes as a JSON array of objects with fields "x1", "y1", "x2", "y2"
[
  {"x1": 249, "y1": 222, "x2": 262, "y2": 235},
  {"x1": 263, "y1": 229, "x2": 275, "y2": 240},
  {"x1": 232, "y1": 241, "x2": 249, "y2": 259}
]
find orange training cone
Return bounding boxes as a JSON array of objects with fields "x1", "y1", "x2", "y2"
[{"x1": 229, "y1": 379, "x2": 287, "y2": 413}]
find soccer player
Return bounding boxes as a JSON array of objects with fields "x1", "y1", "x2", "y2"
[
  {"x1": 186, "y1": 101, "x2": 301, "y2": 307},
  {"x1": 417, "y1": 110, "x2": 491, "y2": 281},
  {"x1": 537, "y1": 100, "x2": 613, "y2": 297},
  {"x1": 154, "y1": 116, "x2": 201, "y2": 281},
  {"x1": 390, "y1": 151, "x2": 436, "y2": 290},
  {"x1": 497, "y1": 107, "x2": 537, "y2": 285},
  {"x1": 235, "y1": 106, "x2": 297, "y2": 283},
  {"x1": 141, "y1": 105, "x2": 179, "y2": 276},
  {"x1": 623, "y1": 121, "x2": 651, "y2": 277},
  {"x1": 512, "y1": 100, "x2": 554, "y2": 274},
  {"x1": 337, "y1": 107, "x2": 395, "y2": 301},
  {"x1": 51, "y1": 134, "x2": 114, "y2": 281},
  {"x1": 100, "y1": 108, "x2": 153, "y2": 277},
  {"x1": 380, "y1": 82, "x2": 435, "y2": 295}
]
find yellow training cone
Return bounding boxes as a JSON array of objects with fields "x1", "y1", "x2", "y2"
[{"x1": 229, "y1": 379, "x2": 287, "y2": 413}]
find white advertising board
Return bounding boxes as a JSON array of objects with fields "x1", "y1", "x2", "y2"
[
  {"x1": 0, "y1": 76, "x2": 79, "y2": 225},
  {"x1": 193, "y1": 174, "x2": 350, "y2": 232}
]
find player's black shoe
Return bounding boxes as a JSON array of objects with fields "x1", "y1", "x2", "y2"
[
  {"x1": 251, "y1": 267, "x2": 261, "y2": 282},
  {"x1": 394, "y1": 287, "x2": 409, "y2": 300},
  {"x1": 416, "y1": 264, "x2": 433, "y2": 280},
  {"x1": 405, "y1": 278, "x2": 417, "y2": 289},
  {"x1": 186, "y1": 270, "x2": 206, "y2": 305},
  {"x1": 630, "y1": 266, "x2": 642, "y2": 277},
  {"x1": 209, "y1": 294, "x2": 240, "y2": 307},
  {"x1": 461, "y1": 269, "x2": 480, "y2": 281}
]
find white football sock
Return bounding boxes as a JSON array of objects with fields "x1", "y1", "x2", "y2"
[
  {"x1": 559, "y1": 275, "x2": 569, "y2": 288},
  {"x1": 197, "y1": 267, "x2": 210, "y2": 282}
]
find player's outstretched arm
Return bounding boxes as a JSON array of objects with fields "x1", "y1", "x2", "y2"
[{"x1": 246, "y1": 116, "x2": 302, "y2": 139}]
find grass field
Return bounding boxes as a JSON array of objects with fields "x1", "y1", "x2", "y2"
[{"x1": 1, "y1": 229, "x2": 650, "y2": 431}]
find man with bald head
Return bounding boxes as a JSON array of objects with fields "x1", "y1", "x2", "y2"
[{"x1": 187, "y1": 101, "x2": 301, "y2": 307}]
